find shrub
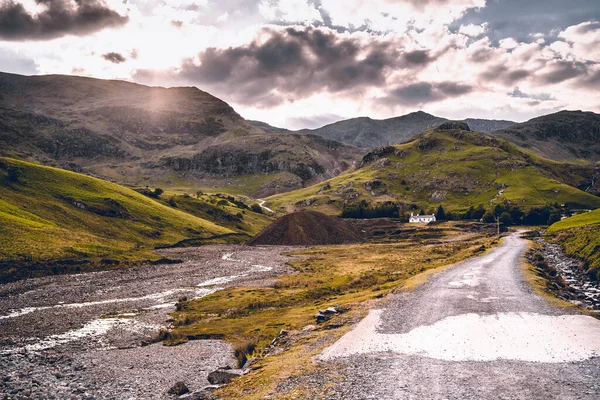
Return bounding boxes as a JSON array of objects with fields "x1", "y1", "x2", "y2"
[
  {"x1": 233, "y1": 338, "x2": 258, "y2": 368},
  {"x1": 6, "y1": 166, "x2": 22, "y2": 183},
  {"x1": 482, "y1": 211, "x2": 496, "y2": 223}
]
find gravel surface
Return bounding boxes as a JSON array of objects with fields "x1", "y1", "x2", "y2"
[
  {"x1": 317, "y1": 233, "x2": 600, "y2": 399},
  {"x1": 0, "y1": 245, "x2": 298, "y2": 399}
]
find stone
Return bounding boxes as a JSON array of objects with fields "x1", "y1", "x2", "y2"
[
  {"x1": 168, "y1": 382, "x2": 189, "y2": 396},
  {"x1": 315, "y1": 313, "x2": 327, "y2": 323},
  {"x1": 207, "y1": 368, "x2": 244, "y2": 385}
]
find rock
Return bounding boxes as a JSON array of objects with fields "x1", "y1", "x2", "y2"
[
  {"x1": 242, "y1": 357, "x2": 257, "y2": 370},
  {"x1": 207, "y1": 368, "x2": 244, "y2": 385},
  {"x1": 315, "y1": 313, "x2": 327, "y2": 323},
  {"x1": 183, "y1": 385, "x2": 220, "y2": 400},
  {"x1": 168, "y1": 382, "x2": 189, "y2": 396}
]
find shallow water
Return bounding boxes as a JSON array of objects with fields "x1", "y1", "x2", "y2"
[{"x1": 320, "y1": 309, "x2": 600, "y2": 363}]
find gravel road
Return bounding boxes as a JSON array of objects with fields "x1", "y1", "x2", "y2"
[
  {"x1": 0, "y1": 245, "x2": 298, "y2": 399},
  {"x1": 319, "y1": 233, "x2": 600, "y2": 399}
]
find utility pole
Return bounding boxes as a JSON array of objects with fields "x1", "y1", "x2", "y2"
[{"x1": 496, "y1": 214, "x2": 500, "y2": 238}]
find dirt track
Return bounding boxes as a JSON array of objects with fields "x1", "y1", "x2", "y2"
[{"x1": 318, "y1": 233, "x2": 600, "y2": 399}]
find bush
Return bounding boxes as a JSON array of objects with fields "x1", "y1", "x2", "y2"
[
  {"x1": 499, "y1": 212, "x2": 513, "y2": 226},
  {"x1": 435, "y1": 205, "x2": 446, "y2": 221},
  {"x1": 168, "y1": 196, "x2": 177, "y2": 207},
  {"x1": 482, "y1": 211, "x2": 496, "y2": 223},
  {"x1": 250, "y1": 203, "x2": 264, "y2": 214},
  {"x1": 6, "y1": 166, "x2": 22, "y2": 183},
  {"x1": 233, "y1": 338, "x2": 258, "y2": 368},
  {"x1": 341, "y1": 201, "x2": 400, "y2": 219}
]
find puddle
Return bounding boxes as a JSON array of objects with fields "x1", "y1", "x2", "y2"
[
  {"x1": 0, "y1": 288, "x2": 216, "y2": 320},
  {"x1": 198, "y1": 276, "x2": 240, "y2": 287},
  {"x1": 320, "y1": 310, "x2": 600, "y2": 363}
]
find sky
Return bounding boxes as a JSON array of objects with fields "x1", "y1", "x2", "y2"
[{"x1": 0, "y1": 0, "x2": 599, "y2": 129}]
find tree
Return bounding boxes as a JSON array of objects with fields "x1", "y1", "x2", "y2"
[
  {"x1": 435, "y1": 205, "x2": 446, "y2": 221},
  {"x1": 473, "y1": 204, "x2": 486, "y2": 220},
  {"x1": 482, "y1": 211, "x2": 496, "y2": 223},
  {"x1": 499, "y1": 212, "x2": 513, "y2": 226},
  {"x1": 153, "y1": 188, "x2": 164, "y2": 198},
  {"x1": 547, "y1": 212, "x2": 562, "y2": 225},
  {"x1": 6, "y1": 166, "x2": 22, "y2": 183}
]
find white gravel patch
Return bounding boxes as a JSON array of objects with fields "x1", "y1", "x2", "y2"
[{"x1": 320, "y1": 310, "x2": 600, "y2": 363}]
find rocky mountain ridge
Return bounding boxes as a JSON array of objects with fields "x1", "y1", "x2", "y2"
[{"x1": 0, "y1": 72, "x2": 361, "y2": 196}]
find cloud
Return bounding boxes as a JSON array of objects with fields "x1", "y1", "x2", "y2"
[
  {"x1": 102, "y1": 52, "x2": 126, "y2": 64},
  {"x1": 508, "y1": 87, "x2": 556, "y2": 101},
  {"x1": 148, "y1": 27, "x2": 438, "y2": 106},
  {"x1": 540, "y1": 61, "x2": 588, "y2": 84},
  {"x1": 0, "y1": 0, "x2": 128, "y2": 41},
  {"x1": 458, "y1": 23, "x2": 487, "y2": 37},
  {"x1": 386, "y1": 81, "x2": 473, "y2": 105},
  {"x1": 287, "y1": 113, "x2": 344, "y2": 129},
  {"x1": 480, "y1": 64, "x2": 530, "y2": 85}
]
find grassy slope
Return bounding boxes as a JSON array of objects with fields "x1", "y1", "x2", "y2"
[
  {"x1": 152, "y1": 191, "x2": 273, "y2": 236},
  {"x1": 547, "y1": 209, "x2": 600, "y2": 276},
  {"x1": 266, "y1": 129, "x2": 600, "y2": 214},
  {"x1": 0, "y1": 157, "x2": 232, "y2": 266}
]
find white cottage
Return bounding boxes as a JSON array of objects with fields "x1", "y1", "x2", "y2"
[{"x1": 409, "y1": 213, "x2": 436, "y2": 223}]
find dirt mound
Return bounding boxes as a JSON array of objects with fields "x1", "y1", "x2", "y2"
[{"x1": 247, "y1": 211, "x2": 363, "y2": 246}]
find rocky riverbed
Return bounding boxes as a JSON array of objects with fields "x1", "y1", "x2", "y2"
[
  {"x1": 0, "y1": 245, "x2": 298, "y2": 399},
  {"x1": 537, "y1": 239, "x2": 600, "y2": 311}
]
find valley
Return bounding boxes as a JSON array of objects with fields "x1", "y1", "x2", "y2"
[{"x1": 1, "y1": 71, "x2": 600, "y2": 399}]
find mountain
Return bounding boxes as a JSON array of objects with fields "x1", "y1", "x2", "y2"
[
  {"x1": 250, "y1": 112, "x2": 515, "y2": 148},
  {"x1": 463, "y1": 118, "x2": 516, "y2": 133},
  {"x1": 265, "y1": 125, "x2": 600, "y2": 215},
  {"x1": 0, "y1": 157, "x2": 241, "y2": 281},
  {"x1": 0, "y1": 72, "x2": 361, "y2": 196},
  {"x1": 491, "y1": 111, "x2": 600, "y2": 162}
]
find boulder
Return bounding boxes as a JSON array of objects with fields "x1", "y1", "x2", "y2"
[
  {"x1": 168, "y1": 382, "x2": 189, "y2": 396},
  {"x1": 207, "y1": 368, "x2": 244, "y2": 385}
]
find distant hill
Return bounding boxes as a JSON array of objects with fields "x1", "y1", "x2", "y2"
[
  {"x1": 463, "y1": 118, "x2": 516, "y2": 133},
  {"x1": 0, "y1": 72, "x2": 361, "y2": 196},
  {"x1": 266, "y1": 127, "x2": 600, "y2": 215},
  {"x1": 0, "y1": 157, "x2": 236, "y2": 281},
  {"x1": 492, "y1": 111, "x2": 600, "y2": 162},
  {"x1": 250, "y1": 112, "x2": 515, "y2": 148}
]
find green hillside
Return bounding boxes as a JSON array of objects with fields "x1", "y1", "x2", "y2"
[
  {"x1": 547, "y1": 208, "x2": 600, "y2": 232},
  {"x1": 0, "y1": 157, "x2": 235, "y2": 279},
  {"x1": 547, "y1": 209, "x2": 600, "y2": 278},
  {"x1": 266, "y1": 128, "x2": 600, "y2": 215}
]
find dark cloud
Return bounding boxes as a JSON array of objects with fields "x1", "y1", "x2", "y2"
[
  {"x1": 386, "y1": 81, "x2": 473, "y2": 105},
  {"x1": 508, "y1": 87, "x2": 555, "y2": 101},
  {"x1": 102, "y1": 52, "x2": 126, "y2": 64},
  {"x1": 147, "y1": 27, "x2": 432, "y2": 106},
  {"x1": 454, "y1": 0, "x2": 600, "y2": 43},
  {"x1": 480, "y1": 64, "x2": 530, "y2": 85},
  {"x1": 0, "y1": 0, "x2": 128, "y2": 41},
  {"x1": 540, "y1": 61, "x2": 588, "y2": 84},
  {"x1": 402, "y1": 50, "x2": 433, "y2": 66}
]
